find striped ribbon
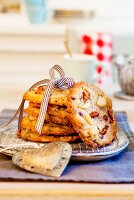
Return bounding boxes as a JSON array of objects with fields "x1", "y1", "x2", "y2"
[
  {"x1": 35, "y1": 65, "x2": 74, "y2": 134},
  {"x1": 0, "y1": 65, "x2": 74, "y2": 134}
]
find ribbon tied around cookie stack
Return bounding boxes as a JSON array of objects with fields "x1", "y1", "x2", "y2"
[
  {"x1": 0, "y1": 65, "x2": 75, "y2": 135},
  {"x1": 35, "y1": 65, "x2": 74, "y2": 134}
]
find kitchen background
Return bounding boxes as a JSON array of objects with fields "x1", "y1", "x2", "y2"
[{"x1": 0, "y1": 0, "x2": 134, "y2": 113}]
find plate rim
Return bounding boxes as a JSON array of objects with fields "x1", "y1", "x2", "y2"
[
  {"x1": 114, "y1": 91, "x2": 134, "y2": 101},
  {"x1": 71, "y1": 128, "x2": 129, "y2": 159},
  {"x1": 71, "y1": 141, "x2": 129, "y2": 159},
  {"x1": 0, "y1": 126, "x2": 129, "y2": 161}
]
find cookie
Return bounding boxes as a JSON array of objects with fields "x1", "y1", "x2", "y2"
[
  {"x1": 21, "y1": 117, "x2": 75, "y2": 136},
  {"x1": 30, "y1": 103, "x2": 71, "y2": 124},
  {"x1": 23, "y1": 86, "x2": 70, "y2": 106},
  {"x1": 29, "y1": 102, "x2": 40, "y2": 108},
  {"x1": 17, "y1": 129, "x2": 79, "y2": 143},
  {"x1": 24, "y1": 105, "x2": 71, "y2": 126},
  {"x1": 68, "y1": 82, "x2": 117, "y2": 148}
]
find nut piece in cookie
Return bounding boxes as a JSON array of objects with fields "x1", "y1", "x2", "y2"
[
  {"x1": 68, "y1": 82, "x2": 117, "y2": 148},
  {"x1": 96, "y1": 96, "x2": 107, "y2": 108}
]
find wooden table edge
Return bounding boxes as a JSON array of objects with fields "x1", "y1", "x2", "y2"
[{"x1": 0, "y1": 182, "x2": 134, "y2": 198}]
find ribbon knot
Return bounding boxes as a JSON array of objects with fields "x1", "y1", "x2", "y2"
[
  {"x1": 35, "y1": 65, "x2": 74, "y2": 134},
  {"x1": 0, "y1": 65, "x2": 74, "y2": 134},
  {"x1": 54, "y1": 77, "x2": 74, "y2": 90}
]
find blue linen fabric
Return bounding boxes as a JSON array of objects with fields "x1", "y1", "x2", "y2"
[{"x1": 0, "y1": 111, "x2": 134, "y2": 183}]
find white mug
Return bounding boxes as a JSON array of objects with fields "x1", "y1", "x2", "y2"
[{"x1": 63, "y1": 53, "x2": 96, "y2": 83}]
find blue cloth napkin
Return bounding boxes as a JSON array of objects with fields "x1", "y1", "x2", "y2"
[
  {"x1": 0, "y1": 110, "x2": 133, "y2": 183},
  {"x1": 58, "y1": 111, "x2": 134, "y2": 183}
]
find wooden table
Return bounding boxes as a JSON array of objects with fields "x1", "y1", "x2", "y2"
[
  {"x1": 0, "y1": 86, "x2": 134, "y2": 200},
  {"x1": 1, "y1": 182, "x2": 134, "y2": 200}
]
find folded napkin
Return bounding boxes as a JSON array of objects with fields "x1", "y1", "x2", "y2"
[{"x1": 0, "y1": 110, "x2": 134, "y2": 183}]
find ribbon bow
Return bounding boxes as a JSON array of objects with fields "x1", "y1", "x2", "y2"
[
  {"x1": 0, "y1": 65, "x2": 75, "y2": 135},
  {"x1": 36, "y1": 65, "x2": 74, "y2": 134}
]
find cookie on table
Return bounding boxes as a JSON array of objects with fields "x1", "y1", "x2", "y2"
[
  {"x1": 23, "y1": 86, "x2": 70, "y2": 106},
  {"x1": 68, "y1": 82, "x2": 117, "y2": 148},
  {"x1": 17, "y1": 129, "x2": 79, "y2": 143},
  {"x1": 21, "y1": 117, "x2": 75, "y2": 136},
  {"x1": 24, "y1": 105, "x2": 71, "y2": 126}
]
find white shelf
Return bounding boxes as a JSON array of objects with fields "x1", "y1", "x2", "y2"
[
  {"x1": 0, "y1": 13, "x2": 65, "y2": 36},
  {"x1": 0, "y1": 13, "x2": 134, "y2": 36}
]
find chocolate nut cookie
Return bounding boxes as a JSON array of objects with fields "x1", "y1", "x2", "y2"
[
  {"x1": 25, "y1": 104, "x2": 70, "y2": 126},
  {"x1": 17, "y1": 129, "x2": 79, "y2": 143},
  {"x1": 29, "y1": 102, "x2": 40, "y2": 108},
  {"x1": 23, "y1": 86, "x2": 70, "y2": 106},
  {"x1": 68, "y1": 82, "x2": 117, "y2": 148},
  {"x1": 21, "y1": 117, "x2": 75, "y2": 136}
]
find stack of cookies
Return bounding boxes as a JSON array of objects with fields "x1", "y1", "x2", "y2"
[
  {"x1": 18, "y1": 85, "x2": 79, "y2": 143},
  {"x1": 17, "y1": 82, "x2": 117, "y2": 148}
]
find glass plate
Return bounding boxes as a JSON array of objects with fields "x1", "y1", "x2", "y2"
[{"x1": 0, "y1": 124, "x2": 129, "y2": 161}]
